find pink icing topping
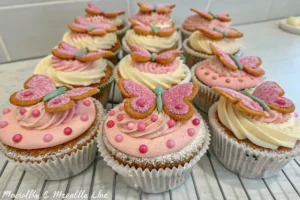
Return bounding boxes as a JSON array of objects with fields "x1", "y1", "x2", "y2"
[
  {"x1": 183, "y1": 14, "x2": 228, "y2": 31},
  {"x1": 130, "y1": 12, "x2": 172, "y2": 26},
  {"x1": 253, "y1": 110, "x2": 291, "y2": 124},
  {"x1": 132, "y1": 60, "x2": 178, "y2": 74},
  {"x1": 2, "y1": 108, "x2": 11, "y2": 114},
  {"x1": 51, "y1": 56, "x2": 94, "y2": 72}
]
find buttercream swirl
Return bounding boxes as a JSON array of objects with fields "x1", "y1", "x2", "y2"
[
  {"x1": 183, "y1": 14, "x2": 229, "y2": 32},
  {"x1": 118, "y1": 55, "x2": 187, "y2": 90},
  {"x1": 34, "y1": 55, "x2": 108, "y2": 87},
  {"x1": 130, "y1": 12, "x2": 173, "y2": 28},
  {"x1": 132, "y1": 60, "x2": 177, "y2": 74},
  {"x1": 125, "y1": 29, "x2": 179, "y2": 53},
  {"x1": 16, "y1": 102, "x2": 77, "y2": 130},
  {"x1": 88, "y1": 15, "x2": 123, "y2": 27},
  {"x1": 189, "y1": 31, "x2": 239, "y2": 55},
  {"x1": 62, "y1": 32, "x2": 117, "y2": 50},
  {"x1": 217, "y1": 97, "x2": 300, "y2": 149},
  {"x1": 51, "y1": 56, "x2": 94, "y2": 72}
]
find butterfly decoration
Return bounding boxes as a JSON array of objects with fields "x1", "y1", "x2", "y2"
[
  {"x1": 9, "y1": 75, "x2": 99, "y2": 113},
  {"x1": 210, "y1": 44, "x2": 265, "y2": 76},
  {"x1": 212, "y1": 81, "x2": 295, "y2": 116},
  {"x1": 52, "y1": 42, "x2": 113, "y2": 62},
  {"x1": 197, "y1": 25, "x2": 243, "y2": 40},
  {"x1": 132, "y1": 20, "x2": 175, "y2": 37},
  {"x1": 85, "y1": 3, "x2": 125, "y2": 18},
  {"x1": 190, "y1": 8, "x2": 231, "y2": 22},
  {"x1": 137, "y1": 2, "x2": 176, "y2": 14},
  {"x1": 129, "y1": 44, "x2": 182, "y2": 65},
  {"x1": 68, "y1": 21, "x2": 117, "y2": 36},
  {"x1": 118, "y1": 79, "x2": 198, "y2": 121}
]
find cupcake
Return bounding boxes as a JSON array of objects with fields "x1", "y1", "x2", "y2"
[
  {"x1": 98, "y1": 78, "x2": 210, "y2": 193},
  {"x1": 34, "y1": 42, "x2": 115, "y2": 107},
  {"x1": 180, "y1": 8, "x2": 230, "y2": 41},
  {"x1": 115, "y1": 44, "x2": 191, "y2": 92},
  {"x1": 84, "y1": 3, "x2": 129, "y2": 40},
  {"x1": 62, "y1": 19, "x2": 121, "y2": 65},
  {"x1": 183, "y1": 18, "x2": 243, "y2": 67},
  {"x1": 0, "y1": 75, "x2": 103, "y2": 180},
  {"x1": 208, "y1": 82, "x2": 300, "y2": 178},
  {"x1": 192, "y1": 44, "x2": 264, "y2": 112}
]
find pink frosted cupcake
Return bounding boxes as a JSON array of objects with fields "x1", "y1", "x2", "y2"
[
  {"x1": 192, "y1": 44, "x2": 264, "y2": 112},
  {"x1": 180, "y1": 8, "x2": 230, "y2": 41}
]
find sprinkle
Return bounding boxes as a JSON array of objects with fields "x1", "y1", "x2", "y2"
[
  {"x1": 204, "y1": 72, "x2": 209, "y2": 75},
  {"x1": 136, "y1": 99, "x2": 146, "y2": 107},
  {"x1": 138, "y1": 122, "x2": 146, "y2": 131},
  {"x1": 0, "y1": 121, "x2": 8, "y2": 128},
  {"x1": 167, "y1": 119, "x2": 176, "y2": 128},
  {"x1": 127, "y1": 122, "x2": 135, "y2": 130},
  {"x1": 188, "y1": 128, "x2": 195, "y2": 136},
  {"x1": 2, "y1": 108, "x2": 10, "y2": 114},
  {"x1": 192, "y1": 118, "x2": 200, "y2": 126},
  {"x1": 107, "y1": 120, "x2": 115, "y2": 128},
  {"x1": 31, "y1": 109, "x2": 40, "y2": 118},
  {"x1": 19, "y1": 108, "x2": 27, "y2": 115},
  {"x1": 43, "y1": 134, "x2": 53, "y2": 142},
  {"x1": 139, "y1": 144, "x2": 148, "y2": 154},
  {"x1": 83, "y1": 99, "x2": 91, "y2": 106},
  {"x1": 238, "y1": 78, "x2": 244, "y2": 82},
  {"x1": 275, "y1": 99, "x2": 286, "y2": 106},
  {"x1": 53, "y1": 99, "x2": 62, "y2": 104},
  {"x1": 13, "y1": 134, "x2": 22, "y2": 143},
  {"x1": 109, "y1": 110, "x2": 115, "y2": 116},
  {"x1": 212, "y1": 76, "x2": 217, "y2": 80},
  {"x1": 117, "y1": 114, "x2": 124, "y2": 121},
  {"x1": 166, "y1": 139, "x2": 175, "y2": 149},
  {"x1": 115, "y1": 134, "x2": 123, "y2": 143},
  {"x1": 151, "y1": 114, "x2": 158, "y2": 122},
  {"x1": 226, "y1": 79, "x2": 231, "y2": 83},
  {"x1": 64, "y1": 127, "x2": 72, "y2": 135},
  {"x1": 80, "y1": 114, "x2": 89, "y2": 121}
]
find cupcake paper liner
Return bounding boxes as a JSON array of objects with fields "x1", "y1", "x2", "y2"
[
  {"x1": 183, "y1": 38, "x2": 244, "y2": 68},
  {"x1": 179, "y1": 24, "x2": 193, "y2": 41},
  {"x1": 208, "y1": 103, "x2": 300, "y2": 178},
  {"x1": 0, "y1": 99, "x2": 104, "y2": 180},
  {"x1": 107, "y1": 47, "x2": 121, "y2": 65},
  {"x1": 121, "y1": 30, "x2": 183, "y2": 57},
  {"x1": 97, "y1": 113, "x2": 210, "y2": 193},
  {"x1": 116, "y1": 21, "x2": 130, "y2": 41}
]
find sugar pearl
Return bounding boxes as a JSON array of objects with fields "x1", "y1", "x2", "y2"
[
  {"x1": 127, "y1": 122, "x2": 135, "y2": 130},
  {"x1": 0, "y1": 121, "x2": 8, "y2": 128},
  {"x1": 151, "y1": 114, "x2": 158, "y2": 122},
  {"x1": 109, "y1": 110, "x2": 115, "y2": 116},
  {"x1": 119, "y1": 106, "x2": 124, "y2": 111},
  {"x1": 175, "y1": 104, "x2": 183, "y2": 110},
  {"x1": 80, "y1": 114, "x2": 89, "y2": 121},
  {"x1": 2, "y1": 108, "x2": 10, "y2": 114},
  {"x1": 276, "y1": 99, "x2": 286, "y2": 105},
  {"x1": 13, "y1": 134, "x2": 22, "y2": 143},
  {"x1": 139, "y1": 144, "x2": 148, "y2": 154},
  {"x1": 192, "y1": 118, "x2": 200, "y2": 126},
  {"x1": 136, "y1": 99, "x2": 146, "y2": 107},
  {"x1": 64, "y1": 127, "x2": 72, "y2": 135},
  {"x1": 107, "y1": 120, "x2": 115, "y2": 128},
  {"x1": 83, "y1": 99, "x2": 91, "y2": 106},
  {"x1": 32, "y1": 109, "x2": 40, "y2": 118},
  {"x1": 166, "y1": 139, "x2": 175, "y2": 148},
  {"x1": 43, "y1": 134, "x2": 53, "y2": 142},
  {"x1": 19, "y1": 108, "x2": 27, "y2": 115},
  {"x1": 53, "y1": 99, "x2": 62, "y2": 104},
  {"x1": 24, "y1": 91, "x2": 33, "y2": 96},
  {"x1": 188, "y1": 128, "x2": 195, "y2": 136},
  {"x1": 167, "y1": 119, "x2": 176, "y2": 128},
  {"x1": 117, "y1": 114, "x2": 124, "y2": 121},
  {"x1": 138, "y1": 122, "x2": 146, "y2": 131},
  {"x1": 115, "y1": 134, "x2": 123, "y2": 143},
  {"x1": 295, "y1": 112, "x2": 298, "y2": 118}
]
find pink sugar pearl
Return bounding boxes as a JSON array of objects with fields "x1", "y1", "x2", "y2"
[
  {"x1": 24, "y1": 91, "x2": 33, "y2": 96},
  {"x1": 107, "y1": 120, "x2": 115, "y2": 128},
  {"x1": 188, "y1": 128, "x2": 195, "y2": 136},
  {"x1": 0, "y1": 121, "x2": 8, "y2": 128},
  {"x1": 19, "y1": 108, "x2": 27, "y2": 115},
  {"x1": 109, "y1": 110, "x2": 115, "y2": 116},
  {"x1": 32, "y1": 109, "x2": 40, "y2": 118},
  {"x1": 80, "y1": 114, "x2": 89, "y2": 121},
  {"x1": 139, "y1": 144, "x2": 148, "y2": 154},
  {"x1": 119, "y1": 106, "x2": 124, "y2": 111},
  {"x1": 138, "y1": 122, "x2": 146, "y2": 131},
  {"x1": 53, "y1": 99, "x2": 62, "y2": 104},
  {"x1": 192, "y1": 118, "x2": 200, "y2": 126},
  {"x1": 43, "y1": 134, "x2": 53, "y2": 142},
  {"x1": 151, "y1": 114, "x2": 158, "y2": 122},
  {"x1": 117, "y1": 114, "x2": 124, "y2": 121},
  {"x1": 295, "y1": 112, "x2": 299, "y2": 118},
  {"x1": 166, "y1": 139, "x2": 175, "y2": 148},
  {"x1": 167, "y1": 119, "x2": 176, "y2": 128},
  {"x1": 175, "y1": 104, "x2": 183, "y2": 110},
  {"x1": 12, "y1": 134, "x2": 22, "y2": 143},
  {"x1": 83, "y1": 99, "x2": 91, "y2": 106},
  {"x1": 115, "y1": 134, "x2": 123, "y2": 143},
  {"x1": 276, "y1": 99, "x2": 286, "y2": 105},
  {"x1": 136, "y1": 99, "x2": 146, "y2": 107},
  {"x1": 127, "y1": 122, "x2": 135, "y2": 130},
  {"x1": 2, "y1": 108, "x2": 10, "y2": 114},
  {"x1": 64, "y1": 127, "x2": 72, "y2": 135}
]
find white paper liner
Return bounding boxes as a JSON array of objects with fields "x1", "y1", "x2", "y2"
[
  {"x1": 208, "y1": 103, "x2": 300, "y2": 178},
  {"x1": 97, "y1": 112, "x2": 210, "y2": 193},
  {"x1": 116, "y1": 21, "x2": 130, "y2": 40},
  {"x1": 183, "y1": 38, "x2": 244, "y2": 68},
  {"x1": 179, "y1": 24, "x2": 193, "y2": 41},
  {"x1": 0, "y1": 99, "x2": 104, "y2": 180},
  {"x1": 122, "y1": 30, "x2": 183, "y2": 57}
]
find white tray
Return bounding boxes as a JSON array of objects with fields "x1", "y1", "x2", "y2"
[{"x1": 279, "y1": 18, "x2": 300, "y2": 35}]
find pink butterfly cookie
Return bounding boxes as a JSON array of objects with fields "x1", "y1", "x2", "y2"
[
  {"x1": 85, "y1": 3, "x2": 125, "y2": 18},
  {"x1": 190, "y1": 8, "x2": 231, "y2": 22},
  {"x1": 210, "y1": 44, "x2": 265, "y2": 76},
  {"x1": 51, "y1": 42, "x2": 113, "y2": 62},
  {"x1": 9, "y1": 75, "x2": 99, "y2": 113},
  {"x1": 138, "y1": 2, "x2": 175, "y2": 14},
  {"x1": 129, "y1": 44, "x2": 182, "y2": 65},
  {"x1": 253, "y1": 81, "x2": 295, "y2": 114},
  {"x1": 198, "y1": 25, "x2": 243, "y2": 40},
  {"x1": 68, "y1": 21, "x2": 117, "y2": 36},
  {"x1": 133, "y1": 22, "x2": 175, "y2": 37},
  {"x1": 118, "y1": 79, "x2": 198, "y2": 121}
]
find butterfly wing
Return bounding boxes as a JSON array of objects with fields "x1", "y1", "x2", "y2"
[
  {"x1": 85, "y1": 3, "x2": 101, "y2": 16},
  {"x1": 44, "y1": 94, "x2": 74, "y2": 113},
  {"x1": 118, "y1": 79, "x2": 156, "y2": 119},
  {"x1": 129, "y1": 44, "x2": 151, "y2": 62},
  {"x1": 155, "y1": 50, "x2": 182, "y2": 65},
  {"x1": 217, "y1": 26, "x2": 243, "y2": 38},
  {"x1": 210, "y1": 44, "x2": 238, "y2": 71},
  {"x1": 52, "y1": 42, "x2": 77, "y2": 60},
  {"x1": 215, "y1": 12, "x2": 231, "y2": 22},
  {"x1": 65, "y1": 87, "x2": 99, "y2": 101},
  {"x1": 162, "y1": 83, "x2": 198, "y2": 121},
  {"x1": 137, "y1": 2, "x2": 154, "y2": 13},
  {"x1": 156, "y1": 26, "x2": 175, "y2": 37},
  {"x1": 239, "y1": 56, "x2": 265, "y2": 76},
  {"x1": 76, "y1": 50, "x2": 114, "y2": 62},
  {"x1": 133, "y1": 25, "x2": 154, "y2": 36},
  {"x1": 102, "y1": 11, "x2": 126, "y2": 18},
  {"x1": 190, "y1": 9, "x2": 214, "y2": 20},
  {"x1": 198, "y1": 26, "x2": 224, "y2": 40},
  {"x1": 68, "y1": 23, "x2": 88, "y2": 33},
  {"x1": 156, "y1": 4, "x2": 175, "y2": 14}
]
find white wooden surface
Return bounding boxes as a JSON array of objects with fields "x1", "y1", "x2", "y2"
[{"x1": 0, "y1": 19, "x2": 300, "y2": 200}]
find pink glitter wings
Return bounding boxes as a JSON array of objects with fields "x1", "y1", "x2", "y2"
[
  {"x1": 85, "y1": 3, "x2": 125, "y2": 18},
  {"x1": 68, "y1": 20, "x2": 117, "y2": 36},
  {"x1": 190, "y1": 8, "x2": 231, "y2": 22},
  {"x1": 9, "y1": 75, "x2": 99, "y2": 113},
  {"x1": 137, "y1": 2, "x2": 175, "y2": 14}
]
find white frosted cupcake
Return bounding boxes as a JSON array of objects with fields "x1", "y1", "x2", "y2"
[{"x1": 209, "y1": 82, "x2": 300, "y2": 178}]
